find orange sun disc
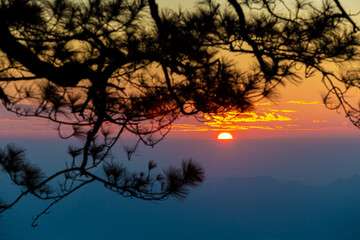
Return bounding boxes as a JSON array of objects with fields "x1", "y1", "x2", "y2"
[{"x1": 217, "y1": 132, "x2": 233, "y2": 140}]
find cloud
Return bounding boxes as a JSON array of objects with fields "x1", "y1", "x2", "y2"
[
  {"x1": 286, "y1": 100, "x2": 320, "y2": 105},
  {"x1": 0, "y1": 118, "x2": 28, "y2": 122},
  {"x1": 267, "y1": 109, "x2": 297, "y2": 113},
  {"x1": 313, "y1": 120, "x2": 328, "y2": 123},
  {"x1": 280, "y1": 110, "x2": 297, "y2": 113},
  {"x1": 204, "y1": 111, "x2": 292, "y2": 125},
  {"x1": 254, "y1": 102, "x2": 277, "y2": 106},
  {"x1": 170, "y1": 124, "x2": 209, "y2": 132}
]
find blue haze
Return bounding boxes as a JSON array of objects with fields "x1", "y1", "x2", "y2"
[{"x1": 1, "y1": 136, "x2": 360, "y2": 239}]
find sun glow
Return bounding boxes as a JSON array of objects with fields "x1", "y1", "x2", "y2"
[{"x1": 217, "y1": 132, "x2": 233, "y2": 140}]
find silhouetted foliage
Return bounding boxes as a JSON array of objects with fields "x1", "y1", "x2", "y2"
[
  {"x1": 220, "y1": 0, "x2": 360, "y2": 127},
  {"x1": 0, "y1": 0, "x2": 359, "y2": 226}
]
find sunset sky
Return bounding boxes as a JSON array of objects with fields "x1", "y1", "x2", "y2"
[
  {"x1": 1, "y1": 80, "x2": 358, "y2": 139},
  {"x1": 0, "y1": 61, "x2": 358, "y2": 139},
  {"x1": 1, "y1": 0, "x2": 360, "y2": 140}
]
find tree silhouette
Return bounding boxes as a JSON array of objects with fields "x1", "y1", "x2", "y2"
[
  {"x1": 221, "y1": 0, "x2": 360, "y2": 127},
  {"x1": 0, "y1": 0, "x2": 359, "y2": 226}
]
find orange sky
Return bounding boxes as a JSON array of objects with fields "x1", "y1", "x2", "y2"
[{"x1": 1, "y1": 78, "x2": 357, "y2": 139}]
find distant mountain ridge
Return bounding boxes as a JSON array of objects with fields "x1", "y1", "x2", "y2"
[
  {"x1": 209, "y1": 174, "x2": 360, "y2": 239},
  {"x1": 217, "y1": 174, "x2": 360, "y2": 192}
]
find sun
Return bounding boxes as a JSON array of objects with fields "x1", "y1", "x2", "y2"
[{"x1": 217, "y1": 132, "x2": 233, "y2": 140}]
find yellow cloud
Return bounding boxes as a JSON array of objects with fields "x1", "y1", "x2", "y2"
[
  {"x1": 170, "y1": 124, "x2": 209, "y2": 132},
  {"x1": 313, "y1": 120, "x2": 328, "y2": 123},
  {"x1": 210, "y1": 125, "x2": 278, "y2": 131},
  {"x1": 268, "y1": 109, "x2": 297, "y2": 113},
  {"x1": 287, "y1": 100, "x2": 320, "y2": 105},
  {"x1": 204, "y1": 111, "x2": 292, "y2": 125},
  {"x1": 254, "y1": 102, "x2": 277, "y2": 106},
  {"x1": 280, "y1": 110, "x2": 297, "y2": 113}
]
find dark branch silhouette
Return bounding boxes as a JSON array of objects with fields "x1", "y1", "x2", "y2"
[
  {"x1": 223, "y1": 0, "x2": 360, "y2": 126},
  {"x1": 0, "y1": 0, "x2": 360, "y2": 226}
]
